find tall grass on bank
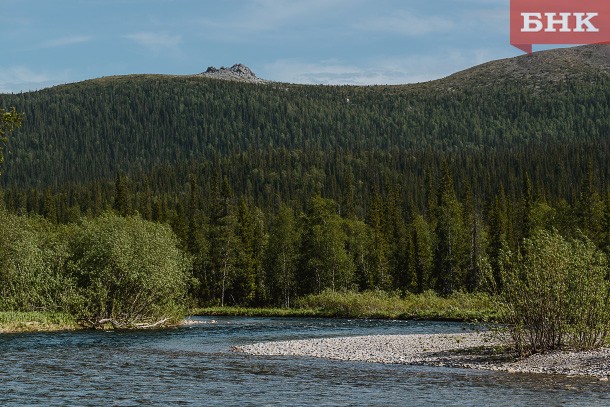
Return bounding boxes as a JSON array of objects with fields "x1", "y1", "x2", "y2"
[
  {"x1": 194, "y1": 290, "x2": 498, "y2": 322},
  {"x1": 297, "y1": 290, "x2": 498, "y2": 321},
  {"x1": 189, "y1": 307, "x2": 323, "y2": 318},
  {"x1": 0, "y1": 311, "x2": 79, "y2": 333}
]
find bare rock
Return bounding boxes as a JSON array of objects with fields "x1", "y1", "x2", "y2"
[{"x1": 196, "y1": 64, "x2": 268, "y2": 84}]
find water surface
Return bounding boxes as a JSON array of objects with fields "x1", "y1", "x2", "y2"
[{"x1": 0, "y1": 317, "x2": 608, "y2": 406}]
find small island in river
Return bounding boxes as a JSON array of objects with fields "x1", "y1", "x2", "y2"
[{"x1": 235, "y1": 333, "x2": 610, "y2": 379}]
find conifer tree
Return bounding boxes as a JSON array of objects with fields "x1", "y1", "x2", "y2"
[
  {"x1": 232, "y1": 199, "x2": 264, "y2": 305},
  {"x1": 487, "y1": 194, "x2": 508, "y2": 292},
  {"x1": 410, "y1": 214, "x2": 433, "y2": 293},
  {"x1": 299, "y1": 196, "x2": 354, "y2": 294},
  {"x1": 264, "y1": 204, "x2": 299, "y2": 306},
  {"x1": 385, "y1": 185, "x2": 410, "y2": 293},
  {"x1": 433, "y1": 162, "x2": 465, "y2": 295},
  {"x1": 520, "y1": 172, "x2": 533, "y2": 243},
  {"x1": 341, "y1": 170, "x2": 356, "y2": 219},
  {"x1": 575, "y1": 161, "x2": 603, "y2": 244},
  {"x1": 0, "y1": 107, "x2": 23, "y2": 171},
  {"x1": 344, "y1": 217, "x2": 373, "y2": 291},
  {"x1": 113, "y1": 173, "x2": 131, "y2": 217},
  {"x1": 42, "y1": 188, "x2": 57, "y2": 223},
  {"x1": 464, "y1": 184, "x2": 485, "y2": 292},
  {"x1": 207, "y1": 177, "x2": 241, "y2": 306},
  {"x1": 368, "y1": 192, "x2": 391, "y2": 290}
]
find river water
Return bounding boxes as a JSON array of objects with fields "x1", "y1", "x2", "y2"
[{"x1": 0, "y1": 317, "x2": 608, "y2": 406}]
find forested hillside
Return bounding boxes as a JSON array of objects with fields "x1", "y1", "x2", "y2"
[{"x1": 1, "y1": 44, "x2": 609, "y2": 307}]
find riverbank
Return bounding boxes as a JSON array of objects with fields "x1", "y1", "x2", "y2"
[
  {"x1": 193, "y1": 290, "x2": 499, "y2": 322},
  {"x1": 235, "y1": 333, "x2": 610, "y2": 379},
  {"x1": 0, "y1": 312, "x2": 80, "y2": 333},
  {"x1": 1, "y1": 291, "x2": 498, "y2": 333}
]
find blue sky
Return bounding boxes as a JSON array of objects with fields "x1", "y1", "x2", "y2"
[{"x1": 1, "y1": 0, "x2": 531, "y2": 93}]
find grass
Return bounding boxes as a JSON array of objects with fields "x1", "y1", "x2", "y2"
[
  {"x1": 190, "y1": 306, "x2": 325, "y2": 318},
  {"x1": 0, "y1": 291, "x2": 498, "y2": 334},
  {"x1": 0, "y1": 311, "x2": 80, "y2": 333},
  {"x1": 192, "y1": 290, "x2": 500, "y2": 322}
]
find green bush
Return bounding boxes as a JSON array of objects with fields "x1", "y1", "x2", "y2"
[
  {"x1": 67, "y1": 213, "x2": 191, "y2": 328},
  {"x1": 0, "y1": 210, "x2": 78, "y2": 312},
  {"x1": 296, "y1": 289, "x2": 496, "y2": 321},
  {"x1": 500, "y1": 229, "x2": 610, "y2": 355}
]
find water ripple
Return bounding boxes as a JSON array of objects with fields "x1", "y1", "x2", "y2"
[{"x1": 0, "y1": 318, "x2": 608, "y2": 406}]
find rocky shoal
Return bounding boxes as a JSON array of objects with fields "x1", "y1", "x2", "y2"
[{"x1": 234, "y1": 333, "x2": 610, "y2": 379}]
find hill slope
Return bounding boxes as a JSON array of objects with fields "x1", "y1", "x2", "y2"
[
  {"x1": 1, "y1": 45, "x2": 610, "y2": 305},
  {"x1": 0, "y1": 44, "x2": 608, "y2": 206},
  {"x1": 439, "y1": 44, "x2": 610, "y2": 87}
]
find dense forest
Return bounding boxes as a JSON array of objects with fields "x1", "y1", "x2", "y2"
[{"x1": 1, "y1": 45, "x2": 610, "y2": 310}]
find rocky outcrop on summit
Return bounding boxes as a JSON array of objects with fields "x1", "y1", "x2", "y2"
[{"x1": 196, "y1": 64, "x2": 268, "y2": 84}]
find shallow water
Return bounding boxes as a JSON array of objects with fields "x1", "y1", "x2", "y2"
[{"x1": 0, "y1": 317, "x2": 608, "y2": 406}]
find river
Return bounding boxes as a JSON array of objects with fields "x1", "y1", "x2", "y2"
[{"x1": 0, "y1": 317, "x2": 608, "y2": 406}]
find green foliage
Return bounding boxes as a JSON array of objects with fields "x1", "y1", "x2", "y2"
[
  {"x1": 499, "y1": 229, "x2": 610, "y2": 355},
  {"x1": 295, "y1": 290, "x2": 497, "y2": 321},
  {"x1": 0, "y1": 210, "x2": 77, "y2": 312},
  {"x1": 367, "y1": 194, "x2": 392, "y2": 290},
  {"x1": 0, "y1": 107, "x2": 23, "y2": 168},
  {"x1": 2, "y1": 73, "x2": 610, "y2": 213},
  {"x1": 410, "y1": 215, "x2": 433, "y2": 293},
  {"x1": 264, "y1": 204, "x2": 300, "y2": 307},
  {"x1": 191, "y1": 306, "x2": 321, "y2": 318},
  {"x1": 2, "y1": 56, "x2": 610, "y2": 320},
  {"x1": 0, "y1": 210, "x2": 194, "y2": 329},
  {"x1": 344, "y1": 217, "x2": 374, "y2": 292},
  {"x1": 234, "y1": 200, "x2": 266, "y2": 305},
  {"x1": 299, "y1": 197, "x2": 355, "y2": 294},
  {"x1": 113, "y1": 173, "x2": 132, "y2": 217},
  {"x1": 205, "y1": 178, "x2": 246, "y2": 307},
  {"x1": 433, "y1": 163, "x2": 466, "y2": 295},
  {"x1": 67, "y1": 213, "x2": 191, "y2": 327}
]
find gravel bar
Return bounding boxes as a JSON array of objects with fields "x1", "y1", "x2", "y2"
[{"x1": 234, "y1": 333, "x2": 610, "y2": 379}]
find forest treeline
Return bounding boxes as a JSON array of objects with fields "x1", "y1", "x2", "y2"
[
  {"x1": 1, "y1": 159, "x2": 609, "y2": 309},
  {"x1": 1, "y1": 71, "x2": 609, "y2": 191},
  {"x1": 0, "y1": 60, "x2": 610, "y2": 309}
]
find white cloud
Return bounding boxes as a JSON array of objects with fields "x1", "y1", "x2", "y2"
[
  {"x1": 0, "y1": 66, "x2": 70, "y2": 93},
  {"x1": 357, "y1": 11, "x2": 454, "y2": 37},
  {"x1": 40, "y1": 35, "x2": 92, "y2": 48},
  {"x1": 232, "y1": 0, "x2": 355, "y2": 31},
  {"x1": 262, "y1": 49, "x2": 504, "y2": 85},
  {"x1": 195, "y1": 0, "x2": 358, "y2": 40},
  {"x1": 125, "y1": 31, "x2": 182, "y2": 54},
  {"x1": 262, "y1": 59, "x2": 398, "y2": 85}
]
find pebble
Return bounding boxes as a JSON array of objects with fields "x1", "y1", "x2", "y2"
[{"x1": 235, "y1": 333, "x2": 610, "y2": 378}]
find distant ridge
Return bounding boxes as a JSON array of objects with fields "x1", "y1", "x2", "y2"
[
  {"x1": 437, "y1": 44, "x2": 610, "y2": 88},
  {"x1": 1, "y1": 44, "x2": 610, "y2": 189},
  {"x1": 195, "y1": 63, "x2": 268, "y2": 84},
  {"x1": 192, "y1": 45, "x2": 610, "y2": 88}
]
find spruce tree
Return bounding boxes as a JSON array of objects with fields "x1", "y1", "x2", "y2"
[{"x1": 433, "y1": 162, "x2": 465, "y2": 295}]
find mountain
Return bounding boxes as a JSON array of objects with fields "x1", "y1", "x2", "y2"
[
  {"x1": 437, "y1": 44, "x2": 610, "y2": 88},
  {"x1": 0, "y1": 45, "x2": 608, "y2": 211},
  {"x1": 195, "y1": 63, "x2": 268, "y2": 84},
  {"x1": 1, "y1": 45, "x2": 610, "y2": 304}
]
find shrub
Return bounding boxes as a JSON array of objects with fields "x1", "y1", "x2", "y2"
[
  {"x1": 0, "y1": 210, "x2": 78, "y2": 312},
  {"x1": 67, "y1": 213, "x2": 191, "y2": 328},
  {"x1": 500, "y1": 229, "x2": 610, "y2": 355},
  {"x1": 295, "y1": 289, "x2": 496, "y2": 320}
]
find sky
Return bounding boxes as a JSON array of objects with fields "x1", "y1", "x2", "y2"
[{"x1": 0, "y1": 0, "x2": 548, "y2": 93}]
